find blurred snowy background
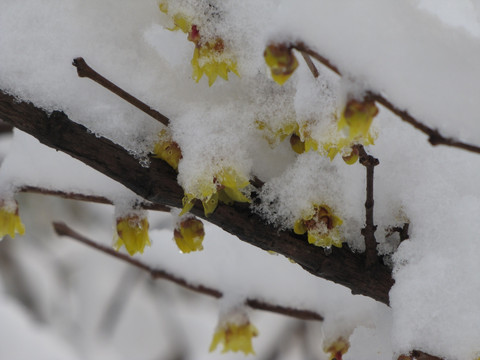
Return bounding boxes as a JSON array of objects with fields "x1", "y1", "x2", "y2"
[{"x1": 2, "y1": 0, "x2": 480, "y2": 359}]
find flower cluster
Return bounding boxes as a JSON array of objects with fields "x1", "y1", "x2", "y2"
[
  {"x1": 152, "y1": 129, "x2": 183, "y2": 170},
  {"x1": 159, "y1": 2, "x2": 239, "y2": 86},
  {"x1": 209, "y1": 320, "x2": 259, "y2": 355},
  {"x1": 0, "y1": 200, "x2": 25, "y2": 239},
  {"x1": 182, "y1": 167, "x2": 250, "y2": 216},
  {"x1": 173, "y1": 215, "x2": 205, "y2": 253},
  {"x1": 114, "y1": 214, "x2": 151, "y2": 256},
  {"x1": 264, "y1": 43, "x2": 299, "y2": 85},
  {"x1": 294, "y1": 204, "x2": 343, "y2": 248}
]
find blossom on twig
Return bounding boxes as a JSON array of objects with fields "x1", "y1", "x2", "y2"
[
  {"x1": 0, "y1": 200, "x2": 25, "y2": 239},
  {"x1": 114, "y1": 214, "x2": 151, "y2": 256}
]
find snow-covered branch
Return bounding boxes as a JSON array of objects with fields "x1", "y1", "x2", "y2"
[
  {"x1": 294, "y1": 43, "x2": 480, "y2": 155},
  {"x1": 0, "y1": 88, "x2": 394, "y2": 304}
]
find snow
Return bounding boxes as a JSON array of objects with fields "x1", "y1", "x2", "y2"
[{"x1": 1, "y1": 0, "x2": 480, "y2": 358}]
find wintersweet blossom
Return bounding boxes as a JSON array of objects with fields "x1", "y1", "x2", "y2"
[
  {"x1": 0, "y1": 200, "x2": 25, "y2": 239},
  {"x1": 294, "y1": 204, "x2": 343, "y2": 248},
  {"x1": 324, "y1": 337, "x2": 350, "y2": 360},
  {"x1": 159, "y1": 3, "x2": 239, "y2": 86},
  {"x1": 114, "y1": 214, "x2": 151, "y2": 256},
  {"x1": 209, "y1": 321, "x2": 259, "y2": 355},
  {"x1": 338, "y1": 99, "x2": 378, "y2": 143},
  {"x1": 256, "y1": 119, "x2": 319, "y2": 154},
  {"x1": 264, "y1": 43, "x2": 299, "y2": 85},
  {"x1": 152, "y1": 129, "x2": 182, "y2": 170},
  {"x1": 173, "y1": 216, "x2": 205, "y2": 253},
  {"x1": 182, "y1": 167, "x2": 250, "y2": 216}
]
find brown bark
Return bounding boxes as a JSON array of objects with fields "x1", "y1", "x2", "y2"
[{"x1": 0, "y1": 89, "x2": 394, "y2": 304}]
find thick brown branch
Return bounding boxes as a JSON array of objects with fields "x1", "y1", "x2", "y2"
[
  {"x1": 53, "y1": 221, "x2": 324, "y2": 321},
  {"x1": 72, "y1": 57, "x2": 170, "y2": 126},
  {"x1": 293, "y1": 43, "x2": 480, "y2": 155},
  {"x1": 355, "y1": 145, "x2": 380, "y2": 268},
  {"x1": 0, "y1": 89, "x2": 393, "y2": 304}
]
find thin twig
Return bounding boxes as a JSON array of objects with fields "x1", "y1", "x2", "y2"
[
  {"x1": 299, "y1": 51, "x2": 319, "y2": 78},
  {"x1": 53, "y1": 221, "x2": 324, "y2": 321},
  {"x1": 293, "y1": 43, "x2": 480, "y2": 156},
  {"x1": 355, "y1": 145, "x2": 379, "y2": 268},
  {"x1": 72, "y1": 57, "x2": 170, "y2": 126},
  {"x1": 19, "y1": 186, "x2": 170, "y2": 212}
]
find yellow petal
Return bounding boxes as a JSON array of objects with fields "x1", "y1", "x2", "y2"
[
  {"x1": 180, "y1": 194, "x2": 196, "y2": 215},
  {"x1": 293, "y1": 219, "x2": 307, "y2": 235},
  {"x1": 209, "y1": 322, "x2": 259, "y2": 355},
  {"x1": 264, "y1": 44, "x2": 299, "y2": 85},
  {"x1": 0, "y1": 204, "x2": 25, "y2": 239},
  {"x1": 202, "y1": 192, "x2": 218, "y2": 216},
  {"x1": 114, "y1": 215, "x2": 150, "y2": 256},
  {"x1": 174, "y1": 217, "x2": 205, "y2": 253},
  {"x1": 152, "y1": 129, "x2": 182, "y2": 170}
]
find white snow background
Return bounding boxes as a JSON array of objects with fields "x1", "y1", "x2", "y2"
[{"x1": 1, "y1": 0, "x2": 480, "y2": 359}]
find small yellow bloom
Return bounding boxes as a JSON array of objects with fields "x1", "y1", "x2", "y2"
[
  {"x1": 114, "y1": 215, "x2": 151, "y2": 256},
  {"x1": 264, "y1": 43, "x2": 299, "y2": 85},
  {"x1": 294, "y1": 204, "x2": 343, "y2": 248},
  {"x1": 159, "y1": 3, "x2": 239, "y2": 86},
  {"x1": 209, "y1": 321, "x2": 259, "y2": 355},
  {"x1": 152, "y1": 129, "x2": 182, "y2": 170},
  {"x1": 182, "y1": 168, "x2": 250, "y2": 216},
  {"x1": 324, "y1": 337, "x2": 350, "y2": 360},
  {"x1": 0, "y1": 200, "x2": 25, "y2": 239},
  {"x1": 338, "y1": 99, "x2": 378, "y2": 142},
  {"x1": 191, "y1": 37, "x2": 239, "y2": 86},
  {"x1": 174, "y1": 216, "x2": 205, "y2": 253}
]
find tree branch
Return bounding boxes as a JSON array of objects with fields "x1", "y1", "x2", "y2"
[
  {"x1": 53, "y1": 221, "x2": 324, "y2": 321},
  {"x1": 0, "y1": 89, "x2": 393, "y2": 303},
  {"x1": 72, "y1": 58, "x2": 170, "y2": 126},
  {"x1": 293, "y1": 43, "x2": 480, "y2": 155},
  {"x1": 18, "y1": 185, "x2": 170, "y2": 212},
  {"x1": 355, "y1": 145, "x2": 380, "y2": 268},
  {"x1": 0, "y1": 89, "x2": 394, "y2": 304}
]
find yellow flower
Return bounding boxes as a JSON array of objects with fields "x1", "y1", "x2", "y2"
[
  {"x1": 114, "y1": 215, "x2": 151, "y2": 256},
  {"x1": 159, "y1": 3, "x2": 239, "y2": 86},
  {"x1": 182, "y1": 167, "x2": 250, "y2": 216},
  {"x1": 209, "y1": 321, "x2": 259, "y2": 355},
  {"x1": 0, "y1": 200, "x2": 25, "y2": 239},
  {"x1": 191, "y1": 36, "x2": 239, "y2": 86},
  {"x1": 338, "y1": 99, "x2": 378, "y2": 143},
  {"x1": 294, "y1": 204, "x2": 343, "y2": 248},
  {"x1": 324, "y1": 337, "x2": 349, "y2": 360},
  {"x1": 174, "y1": 216, "x2": 205, "y2": 253},
  {"x1": 264, "y1": 43, "x2": 299, "y2": 85},
  {"x1": 152, "y1": 129, "x2": 182, "y2": 170}
]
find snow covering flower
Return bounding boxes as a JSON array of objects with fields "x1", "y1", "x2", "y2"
[
  {"x1": 256, "y1": 119, "x2": 319, "y2": 154},
  {"x1": 182, "y1": 167, "x2": 250, "y2": 216},
  {"x1": 324, "y1": 337, "x2": 349, "y2": 360},
  {"x1": 209, "y1": 320, "x2": 259, "y2": 355},
  {"x1": 294, "y1": 204, "x2": 343, "y2": 248},
  {"x1": 0, "y1": 200, "x2": 25, "y2": 239},
  {"x1": 317, "y1": 99, "x2": 378, "y2": 165},
  {"x1": 152, "y1": 129, "x2": 182, "y2": 170},
  {"x1": 159, "y1": 3, "x2": 239, "y2": 86},
  {"x1": 114, "y1": 214, "x2": 151, "y2": 256},
  {"x1": 264, "y1": 43, "x2": 299, "y2": 85},
  {"x1": 173, "y1": 216, "x2": 205, "y2": 253}
]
